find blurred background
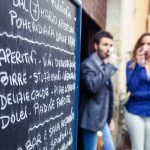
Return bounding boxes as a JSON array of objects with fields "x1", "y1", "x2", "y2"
[{"x1": 80, "y1": 0, "x2": 150, "y2": 149}]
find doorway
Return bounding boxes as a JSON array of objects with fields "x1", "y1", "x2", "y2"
[
  {"x1": 80, "y1": 10, "x2": 101, "y2": 61},
  {"x1": 77, "y1": 10, "x2": 102, "y2": 150}
]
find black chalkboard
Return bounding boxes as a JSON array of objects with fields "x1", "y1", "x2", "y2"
[{"x1": 0, "y1": 0, "x2": 81, "y2": 149}]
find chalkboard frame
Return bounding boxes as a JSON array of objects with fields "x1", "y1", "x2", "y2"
[
  {"x1": 70, "y1": 0, "x2": 82, "y2": 150},
  {"x1": 0, "y1": 0, "x2": 82, "y2": 149}
]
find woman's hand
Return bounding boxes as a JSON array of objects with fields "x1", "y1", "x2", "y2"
[{"x1": 135, "y1": 46, "x2": 146, "y2": 65}]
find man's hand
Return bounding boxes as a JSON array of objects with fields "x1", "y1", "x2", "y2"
[
  {"x1": 105, "y1": 53, "x2": 120, "y2": 68},
  {"x1": 109, "y1": 119, "x2": 115, "y2": 132}
]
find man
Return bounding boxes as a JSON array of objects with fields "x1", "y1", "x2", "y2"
[{"x1": 79, "y1": 30, "x2": 117, "y2": 150}]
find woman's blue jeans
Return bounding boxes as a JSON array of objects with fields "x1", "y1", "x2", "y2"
[{"x1": 125, "y1": 110, "x2": 150, "y2": 150}]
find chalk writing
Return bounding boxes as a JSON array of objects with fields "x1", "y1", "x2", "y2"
[
  {"x1": 29, "y1": 0, "x2": 40, "y2": 21},
  {"x1": 50, "y1": 127, "x2": 68, "y2": 150},
  {"x1": 33, "y1": 100, "x2": 55, "y2": 115},
  {"x1": 63, "y1": 71, "x2": 76, "y2": 81},
  {"x1": 50, "y1": 0, "x2": 71, "y2": 19},
  {"x1": 28, "y1": 112, "x2": 64, "y2": 131},
  {"x1": 13, "y1": 0, "x2": 29, "y2": 12},
  {"x1": 42, "y1": 53, "x2": 53, "y2": 67},
  {"x1": 0, "y1": 48, "x2": 37, "y2": 67},
  {"x1": 0, "y1": 32, "x2": 74, "y2": 55},
  {"x1": 0, "y1": 106, "x2": 28, "y2": 129},
  {"x1": 49, "y1": 122, "x2": 60, "y2": 137},
  {"x1": 0, "y1": 72, "x2": 27, "y2": 86},
  {"x1": 60, "y1": 107, "x2": 74, "y2": 128},
  {"x1": 0, "y1": 87, "x2": 49, "y2": 110},
  {"x1": 25, "y1": 133, "x2": 41, "y2": 150},
  {"x1": 40, "y1": 8, "x2": 57, "y2": 25},
  {"x1": 58, "y1": 19, "x2": 69, "y2": 32},
  {"x1": 9, "y1": 10, "x2": 55, "y2": 38},
  {"x1": 56, "y1": 95, "x2": 71, "y2": 108},
  {"x1": 56, "y1": 32, "x2": 67, "y2": 44},
  {"x1": 0, "y1": 0, "x2": 77, "y2": 149},
  {"x1": 54, "y1": 58, "x2": 75, "y2": 70},
  {"x1": 58, "y1": 131, "x2": 73, "y2": 150}
]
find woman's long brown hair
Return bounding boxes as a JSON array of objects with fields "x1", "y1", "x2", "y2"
[{"x1": 129, "y1": 33, "x2": 150, "y2": 69}]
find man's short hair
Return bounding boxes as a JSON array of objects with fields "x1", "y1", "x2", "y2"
[{"x1": 93, "y1": 30, "x2": 113, "y2": 44}]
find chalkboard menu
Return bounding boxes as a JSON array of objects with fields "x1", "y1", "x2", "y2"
[{"x1": 0, "y1": 0, "x2": 81, "y2": 149}]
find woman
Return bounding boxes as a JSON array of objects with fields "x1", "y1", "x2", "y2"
[{"x1": 125, "y1": 33, "x2": 150, "y2": 150}]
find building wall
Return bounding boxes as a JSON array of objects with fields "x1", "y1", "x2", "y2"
[
  {"x1": 105, "y1": 1, "x2": 121, "y2": 145},
  {"x1": 106, "y1": 0, "x2": 150, "y2": 148},
  {"x1": 133, "y1": 0, "x2": 149, "y2": 45},
  {"x1": 80, "y1": 0, "x2": 150, "y2": 148},
  {"x1": 106, "y1": 0, "x2": 150, "y2": 93},
  {"x1": 82, "y1": 0, "x2": 106, "y2": 28}
]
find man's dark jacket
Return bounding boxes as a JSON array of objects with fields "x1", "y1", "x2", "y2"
[{"x1": 79, "y1": 52, "x2": 117, "y2": 131}]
